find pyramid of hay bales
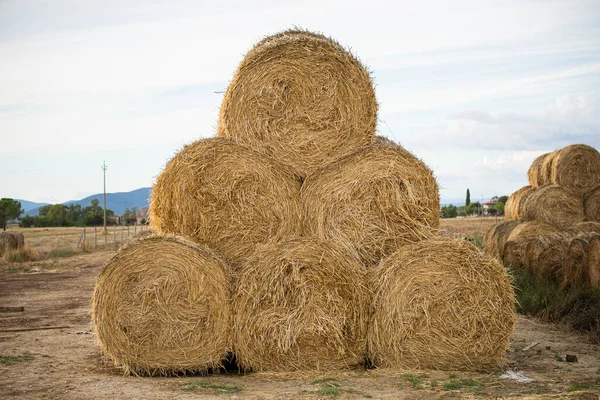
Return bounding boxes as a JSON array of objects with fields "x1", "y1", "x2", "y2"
[
  {"x1": 485, "y1": 143, "x2": 600, "y2": 289},
  {"x1": 92, "y1": 28, "x2": 516, "y2": 375}
]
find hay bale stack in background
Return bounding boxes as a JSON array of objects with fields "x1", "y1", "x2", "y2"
[
  {"x1": 149, "y1": 138, "x2": 302, "y2": 269},
  {"x1": 233, "y1": 238, "x2": 369, "y2": 372},
  {"x1": 527, "y1": 153, "x2": 549, "y2": 188},
  {"x1": 0, "y1": 232, "x2": 24, "y2": 254},
  {"x1": 483, "y1": 220, "x2": 519, "y2": 260},
  {"x1": 584, "y1": 186, "x2": 600, "y2": 222},
  {"x1": 522, "y1": 185, "x2": 585, "y2": 229},
  {"x1": 92, "y1": 236, "x2": 232, "y2": 375},
  {"x1": 550, "y1": 144, "x2": 600, "y2": 196},
  {"x1": 530, "y1": 233, "x2": 572, "y2": 284},
  {"x1": 368, "y1": 237, "x2": 515, "y2": 371},
  {"x1": 588, "y1": 236, "x2": 600, "y2": 288},
  {"x1": 505, "y1": 186, "x2": 535, "y2": 221},
  {"x1": 217, "y1": 29, "x2": 378, "y2": 177},
  {"x1": 503, "y1": 222, "x2": 557, "y2": 267},
  {"x1": 302, "y1": 140, "x2": 439, "y2": 267}
]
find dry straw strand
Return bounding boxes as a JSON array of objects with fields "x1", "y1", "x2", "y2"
[
  {"x1": 368, "y1": 237, "x2": 516, "y2": 371},
  {"x1": 92, "y1": 235, "x2": 232, "y2": 376},
  {"x1": 521, "y1": 185, "x2": 585, "y2": 229},
  {"x1": 589, "y1": 236, "x2": 600, "y2": 288},
  {"x1": 217, "y1": 29, "x2": 378, "y2": 177},
  {"x1": 149, "y1": 137, "x2": 302, "y2": 269},
  {"x1": 527, "y1": 153, "x2": 549, "y2": 188},
  {"x1": 301, "y1": 139, "x2": 439, "y2": 267},
  {"x1": 574, "y1": 221, "x2": 600, "y2": 234},
  {"x1": 483, "y1": 220, "x2": 519, "y2": 260},
  {"x1": 584, "y1": 186, "x2": 600, "y2": 222},
  {"x1": 550, "y1": 144, "x2": 600, "y2": 196},
  {"x1": 233, "y1": 238, "x2": 369, "y2": 372},
  {"x1": 504, "y1": 186, "x2": 534, "y2": 221}
]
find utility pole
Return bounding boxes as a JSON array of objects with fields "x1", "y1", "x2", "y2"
[{"x1": 102, "y1": 161, "x2": 107, "y2": 242}]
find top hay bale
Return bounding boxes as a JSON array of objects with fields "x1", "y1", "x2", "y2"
[
  {"x1": 368, "y1": 237, "x2": 516, "y2": 371},
  {"x1": 301, "y1": 140, "x2": 439, "y2": 267},
  {"x1": 217, "y1": 29, "x2": 378, "y2": 177},
  {"x1": 504, "y1": 185, "x2": 534, "y2": 221},
  {"x1": 149, "y1": 138, "x2": 302, "y2": 269},
  {"x1": 551, "y1": 144, "x2": 600, "y2": 196},
  {"x1": 527, "y1": 153, "x2": 549, "y2": 188}
]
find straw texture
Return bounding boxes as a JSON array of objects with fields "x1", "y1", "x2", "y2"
[
  {"x1": 233, "y1": 238, "x2": 369, "y2": 372},
  {"x1": 92, "y1": 235, "x2": 232, "y2": 375},
  {"x1": 301, "y1": 140, "x2": 439, "y2": 266},
  {"x1": 368, "y1": 237, "x2": 516, "y2": 371}
]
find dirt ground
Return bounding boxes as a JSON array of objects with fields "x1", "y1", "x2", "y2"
[{"x1": 1, "y1": 221, "x2": 599, "y2": 399}]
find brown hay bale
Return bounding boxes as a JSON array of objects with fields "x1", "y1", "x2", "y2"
[
  {"x1": 551, "y1": 144, "x2": 600, "y2": 196},
  {"x1": 521, "y1": 185, "x2": 585, "y2": 229},
  {"x1": 540, "y1": 151, "x2": 558, "y2": 184},
  {"x1": 233, "y1": 238, "x2": 369, "y2": 372},
  {"x1": 584, "y1": 186, "x2": 600, "y2": 222},
  {"x1": 527, "y1": 153, "x2": 549, "y2": 188},
  {"x1": 368, "y1": 237, "x2": 516, "y2": 371},
  {"x1": 483, "y1": 220, "x2": 519, "y2": 260},
  {"x1": 301, "y1": 141, "x2": 439, "y2": 267},
  {"x1": 529, "y1": 233, "x2": 573, "y2": 285},
  {"x1": 0, "y1": 232, "x2": 24, "y2": 254},
  {"x1": 575, "y1": 221, "x2": 600, "y2": 234},
  {"x1": 504, "y1": 186, "x2": 534, "y2": 221},
  {"x1": 217, "y1": 29, "x2": 378, "y2": 177},
  {"x1": 503, "y1": 222, "x2": 557, "y2": 267},
  {"x1": 149, "y1": 138, "x2": 302, "y2": 269},
  {"x1": 565, "y1": 233, "x2": 597, "y2": 287},
  {"x1": 92, "y1": 235, "x2": 231, "y2": 375},
  {"x1": 589, "y1": 235, "x2": 600, "y2": 288}
]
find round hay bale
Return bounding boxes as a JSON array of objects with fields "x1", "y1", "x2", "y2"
[
  {"x1": 565, "y1": 233, "x2": 596, "y2": 287},
  {"x1": 149, "y1": 138, "x2": 302, "y2": 269},
  {"x1": 551, "y1": 144, "x2": 600, "y2": 196},
  {"x1": 522, "y1": 185, "x2": 585, "y2": 229},
  {"x1": 233, "y1": 238, "x2": 369, "y2": 372},
  {"x1": 584, "y1": 186, "x2": 600, "y2": 222},
  {"x1": 540, "y1": 151, "x2": 558, "y2": 185},
  {"x1": 217, "y1": 29, "x2": 378, "y2": 177},
  {"x1": 368, "y1": 237, "x2": 516, "y2": 371},
  {"x1": 588, "y1": 235, "x2": 600, "y2": 288},
  {"x1": 301, "y1": 141, "x2": 439, "y2": 267},
  {"x1": 92, "y1": 235, "x2": 231, "y2": 375},
  {"x1": 505, "y1": 186, "x2": 534, "y2": 221},
  {"x1": 503, "y1": 221, "x2": 557, "y2": 267},
  {"x1": 483, "y1": 220, "x2": 519, "y2": 260},
  {"x1": 527, "y1": 153, "x2": 549, "y2": 188},
  {"x1": 529, "y1": 233, "x2": 572, "y2": 284},
  {"x1": 0, "y1": 232, "x2": 24, "y2": 254}
]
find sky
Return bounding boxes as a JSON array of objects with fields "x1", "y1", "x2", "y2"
[{"x1": 1, "y1": 0, "x2": 599, "y2": 205}]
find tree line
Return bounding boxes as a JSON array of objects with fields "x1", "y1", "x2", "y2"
[
  {"x1": 19, "y1": 199, "x2": 116, "y2": 227},
  {"x1": 440, "y1": 189, "x2": 508, "y2": 218}
]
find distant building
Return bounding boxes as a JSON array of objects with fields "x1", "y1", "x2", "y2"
[{"x1": 483, "y1": 199, "x2": 498, "y2": 215}]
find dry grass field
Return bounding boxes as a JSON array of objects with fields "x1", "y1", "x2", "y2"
[{"x1": 1, "y1": 222, "x2": 599, "y2": 399}]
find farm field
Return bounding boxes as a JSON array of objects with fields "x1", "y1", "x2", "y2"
[{"x1": 1, "y1": 222, "x2": 599, "y2": 399}]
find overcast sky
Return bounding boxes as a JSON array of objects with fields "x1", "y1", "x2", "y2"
[{"x1": 1, "y1": 0, "x2": 599, "y2": 205}]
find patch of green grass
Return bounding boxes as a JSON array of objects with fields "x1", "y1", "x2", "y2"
[
  {"x1": 566, "y1": 382, "x2": 594, "y2": 392},
  {"x1": 536, "y1": 349, "x2": 543, "y2": 354},
  {"x1": 430, "y1": 379, "x2": 438, "y2": 389},
  {"x1": 181, "y1": 381, "x2": 240, "y2": 394},
  {"x1": 442, "y1": 378, "x2": 483, "y2": 392},
  {"x1": 343, "y1": 388, "x2": 373, "y2": 398},
  {"x1": 48, "y1": 248, "x2": 77, "y2": 259},
  {"x1": 448, "y1": 373, "x2": 457, "y2": 379},
  {"x1": 0, "y1": 353, "x2": 35, "y2": 365},
  {"x1": 459, "y1": 234, "x2": 483, "y2": 249},
  {"x1": 315, "y1": 385, "x2": 339, "y2": 396},
  {"x1": 402, "y1": 374, "x2": 424, "y2": 389},
  {"x1": 555, "y1": 354, "x2": 564, "y2": 362}
]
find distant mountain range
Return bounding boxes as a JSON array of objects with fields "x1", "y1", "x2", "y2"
[{"x1": 20, "y1": 187, "x2": 151, "y2": 216}]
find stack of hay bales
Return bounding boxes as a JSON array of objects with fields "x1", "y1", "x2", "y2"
[
  {"x1": 0, "y1": 232, "x2": 24, "y2": 255},
  {"x1": 93, "y1": 29, "x2": 515, "y2": 375},
  {"x1": 485, "y1": 144, "x2": 600, "y2": 288}
]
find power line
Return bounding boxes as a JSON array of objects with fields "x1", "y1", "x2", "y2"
[{"x1": 102, "y1": 161, "x2": 107, "y2": 244}]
